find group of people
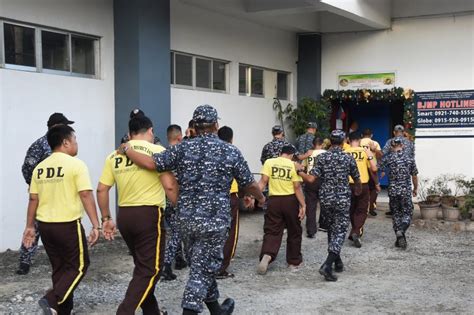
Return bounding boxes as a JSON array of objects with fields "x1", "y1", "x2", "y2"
[
  {"x1": 256, "y1": 121, "x2": 418, "y2": 281},
  {"x1": 18, "y1": 104, "x2": 418, "y2": 315}
]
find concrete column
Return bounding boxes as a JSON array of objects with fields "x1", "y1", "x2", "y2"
[
  {"x1": 297, "y1": 34, "x2": 321, "y2": 101},
  {"x1": 114, "y1": 0, "x2": 170, "y2": 145}
]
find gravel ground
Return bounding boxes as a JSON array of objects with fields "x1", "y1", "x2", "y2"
[{"x1": 1, "y1": 203, "x2": 473, "y2": 314}]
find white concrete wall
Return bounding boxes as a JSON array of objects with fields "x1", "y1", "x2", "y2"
[
  {"x1": 321, "y1": 14, "x2": 474, "y2": 180},
  {"x1": 170, "y1": 0, "x2": 298, "y2": 174},
  {"x1": 0, "y1": 0, "x2": 115, "y2": 251}
]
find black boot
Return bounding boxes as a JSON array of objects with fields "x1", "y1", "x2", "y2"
[
  {"x1": 396, "y1": 231, "x2": 407, "y2": 249},
  {"x1": 205, "y1": 298, "x2": 235, "y2": 315},
  {"x1": 319, "y1": 252, "x2": 338, "y2": 281},
  {"x1": 334, "y1": 255, "x2": 344, "y2": 273},
  {"x1": 351, "y1": 233, "x2": 362, "y2": 248},
  {"x1": 16, "y1": 262, "x2": 30, "y2": 275},
  {"x1": 175, "y1": 254, "x2": 188, "y2": 270},
  {"x1": 162, "y1": 264, "x2": 177, "y2": 281}
]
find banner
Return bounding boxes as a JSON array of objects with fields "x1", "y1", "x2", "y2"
[
  {"x1": 337, "y1": 72, "x2": 395, "y2": 90},
  {"x1": 415, "y1": 90, "x2": 474, "y2": 129}
]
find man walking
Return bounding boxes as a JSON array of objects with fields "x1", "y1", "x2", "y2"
[
  {"x1": 295, "y1": 122, "x2": 318, "y2": 155},
  {"x1": 22, "y1": 125, "x2": 100, "y2": 315},
  {"x1": 18, "y1": 113, "x2": 74, "y2": 275},
  {"x1": 120, "y1": 105, "x2": 265, "y2": 315},
  {"x1": 97, "y1": 115, "x2": 178, "y2": 314},
  {"x1": 298, "y1": 130, "x2": 361, "y2": 282},
  {"x1": 257, "y1": 145, "x2": 306, "y2": 275},
  {"x1": 345, "y1": 132, "x2": 377, "y2": 248},
  {"x1": 162, "y1": 124, "x2": 187, "y2": 281},
  {"x1": 379, "y1": 137, "x2": 418, "y2": 249},
  {"x1": 382, "y1": 125, "x2": 415, "y2": 158},
  {"x1": 260, "y1": 125, "x2": 298, "y2": 165},
  {"x1": 361, "y1": 129, "x2": 382, "y2": 216},
  {"x1": 216, "y1": 126, "x2": 240, "y2": 279}
]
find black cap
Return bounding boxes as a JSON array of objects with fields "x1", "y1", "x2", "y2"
[
  {"x1": 394, "y1": 124, "x2": 404, "y2": 132},
  {"x1": 47, "y1": 113, "x2": 74, "y2": 128},
  {"x1": 307, "y1": 122, "x2": 318, "y2": 129},
  {"x1": 281, "y1": 145, "x2": 296, "y2": 155}
]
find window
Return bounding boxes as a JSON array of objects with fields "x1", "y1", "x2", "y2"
[
  {"x1": 72, "y1": 36, "x2": 95, "y2": 75},
  {"x1": 277, "y1": 72, "x2": 288, "y2": 100},
  {"x1": 251, "y1": 68, "x2": 264, "y2": 96},
  {"x1": 196, "y1": 58, "x2": 211, "y2": 89},
  {"x1": 213, "y1": 61, "x2": 226, "y2": 91},
  {"x1": 175, "y1": 53, "x2": 192, "y2": 86},
  {"x1": 3, "y1": 23, "x2": 35, "y2": 67},
  {"x1": 239, "y1": 65, "x2": 248, "y2": 94},
  {"x1": 171, "y1": 51, "x2": 228, "y2": 93},
  {"x1": 42, "y1": 31, "x2": 69, "y2": 71},
  {"x1": 1, "y1": 20, "x2": 99, "y2": 78}
]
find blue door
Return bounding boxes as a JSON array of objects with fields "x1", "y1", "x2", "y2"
[{"x1": 350, "y1": 101, "x2": 391, "y2": 186}]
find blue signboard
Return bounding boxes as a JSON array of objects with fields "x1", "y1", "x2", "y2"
[{"x1": 415, "y1": 90, "x2": 474, "y2": 128}]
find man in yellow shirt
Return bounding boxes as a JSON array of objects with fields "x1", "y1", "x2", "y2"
[
  {"x1": 257, "y1": 145, "x2": 306, "y2": 275},
  {"x1": 345, "y1": 132, "x2": 377, "y2": 248},
  {"x1": 303, "y1": 137, "x2": 326, "y2": 238},
  {"x1": 217, "y1": 126, "x2": 240, "y2": 279},
  {"x1": 22, "y1": 125, "x2": 100, "y2": 315},
  {"x1": 361, "y1": 129, "x2": 382, "y2": 216},
  {"x1": 97, "y1": 115, "x2": 178, "y2": 315}
]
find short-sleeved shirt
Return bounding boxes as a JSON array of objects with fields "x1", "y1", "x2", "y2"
[
  {"x1": 30, "y1": 152, "x2": 92, "y2": 223},
  {"x1": 295, "y1": 133, "x2": 315, "y2": 154},
  {"x1": 100, "y1": 140, "x2": 166, "y2": 208},
  {"x1": 230, "y1": 179, "x2": 239, "y2": 194},
  {"x1": 344, "y1": 146, "x2": 371, "y2": 184},
  {"x1": 304, "y1": 149, "x2": 326, "y2": 174},
  {"x1": 261, "y1": 157, "x2": 302, "y2": 196},
  {"x1": 382, "y1": 137, "x2": 415, "y2": 159},
  {"x1": 260, "y1": 138, "x2": 299, "y2": 165},
  {"x1": 22, "y1": 135, "x2": 52, "y2": 185},
  {"x1": 360, "y1": 138, "x2": 381, "y2": 152},
  {"x1": 152, "y1": 133, "x2": 254, "y2": 230},
  {"x1": 379, "y1": 150, "x2": 418, "y2": 197},
  {"x1": 311, "y1": 146, "x2": 360, "y2": 204}
]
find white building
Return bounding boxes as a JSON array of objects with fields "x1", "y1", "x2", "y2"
[{"x1": 0, "y1": 0, "x2": 473, "y2": 251}]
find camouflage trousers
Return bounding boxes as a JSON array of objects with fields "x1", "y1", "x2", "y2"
[
  {"x1": 321, "y1": 198, "x2": 350, "y2": 255},
  {"x1": 389, "y1": 194, "x2": 413, "y2": 233},
  {"x1": 19, "y1": 221, "x2": 40, "y2": 265},
  {"x1": 180, "y1": 224, "x2": 228, "y2": 312},
  {"x1": 164, "y1": 207, "x2": 184, "y2": 265}
]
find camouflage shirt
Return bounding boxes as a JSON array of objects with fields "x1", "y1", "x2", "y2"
[
  {"x1": 379, "y1": 150, "x2": 418, "y2": 197},
  {"x1": 152, "y1": 133, "x2": 254, "y2": 231},
  {"x1": 260, "y1": 138, "x2": 298, "y2": 165},
  {"x1": 382, "y1": 137, "x2": 415, "y2": 159},
  {"x1": 310, "y1": 146, "x2": 360, "y2": 203},
  {"x1": 21, "y1": 135, "x2": 51, "y2": 185},
  {"x1": 295, "y1": 132, "x2": 315, "y2": 154}
]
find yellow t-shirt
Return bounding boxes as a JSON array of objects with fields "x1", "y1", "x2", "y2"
[
  {"x1": 343, "y1": 142, "x2": 351, "y2": 151},
  {"x1": 30, "y1": 152, "x2": 93, "y2": 223},
  {"x1": 230, "y1": 179, "x2": 238, "y2": 194},
  {"x1": 305, "y1": 149, "x2": 326, "y2": 174},
  {"x1": 99, "y1": 140, "x2": 166, "y2": 208},
  {"x1": 261, "y1": 157, "x2": 302, "y2": 196},
  {"x1": 360, "y1": 138, "x2": 381, "y2": 151},
  {"x1": 345, "y1": 146, "x2": 371, "y2": 184}
]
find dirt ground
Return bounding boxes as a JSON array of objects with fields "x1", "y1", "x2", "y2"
[{"x1": 1, "y1": 203, "x2": 473, "y2": 314}]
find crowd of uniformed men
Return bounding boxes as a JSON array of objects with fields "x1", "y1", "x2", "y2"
[{"x1": 19, "y1": 104, "x2": 418, "y2": 315}]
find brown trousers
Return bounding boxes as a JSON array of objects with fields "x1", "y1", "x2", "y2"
[
  {"x1": 368, "y1": 175, "x2": 378, "y2": 211},
  {"x1": 220, "y1": 193, "x2": 240, "y2": 272},
  {"x1": 349, "y1": 183, "x2": 370, "y2": 237},
  {"x1": 117, "y1": 206, "x2": 166, "y2": 315},
  {"x1": 38, "y1": 220, "x2": 90, "y2": 315},
  {"x1": 260, "y1": 195, "x2": 302, "y2": 266},
  {"x1": 303, "y1": 179, "x2": 320, "y2": 236}
]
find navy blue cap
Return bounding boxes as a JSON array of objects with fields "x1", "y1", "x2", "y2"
[
  {"x1": 391, "y1": 136, "x2": 404, "y2": 146},
  {"x1": 330, "y1": 129, "x2": 346, "y2": 142},
  {"x1": 272, "y1": 125, "x2": 284, "y2": 134},
  {"x1": 193, "y1": 104, "x2": 219, "y2": 123}
]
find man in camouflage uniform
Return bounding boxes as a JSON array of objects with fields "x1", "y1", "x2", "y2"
[
  {"x1": 382, "y1": 125, "x2": 415, "y2": 158},
  {"x1": 260, "y1": 125, "x2": 299, "y2": 165},
  {"x1": 122, "y1": 105, "x2": 265, "y2": 315},
  {"x1": 295, "y1": 122, "x2": 318, "y2": 154},
  {"x1": 298, "y1": 130, "x2": 361, "y2": 282},
  {"x1": 17, "y1": 113, "x2": 74, "y2": 275},
  {"x1": 379, "y1": 137, "x2": 418, "y2": 249}
]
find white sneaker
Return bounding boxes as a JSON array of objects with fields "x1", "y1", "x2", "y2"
[{"x1": 257, "y1": 254, "x2": 272, "y2": 275}]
